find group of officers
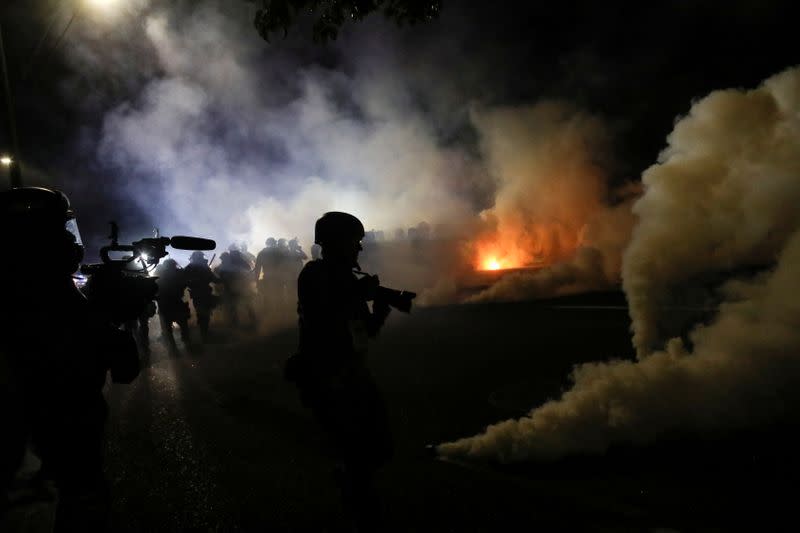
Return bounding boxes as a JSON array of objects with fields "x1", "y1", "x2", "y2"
[
  {"x1": 1, "y1": 187, "x2": 397, "y2": 532},
  {"x1": 137, "y1": 236, "x2": 314, "y2": 354}
]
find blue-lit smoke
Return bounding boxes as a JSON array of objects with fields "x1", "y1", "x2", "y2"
[{"x1": 82, "y1": 2, "x2": 476, "y2": 256}]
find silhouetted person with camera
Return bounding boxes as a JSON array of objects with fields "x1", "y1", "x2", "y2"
[
  {"x1": 184, "y1": 251, "x2": 220, "y2": 341},
  {"x1": 0, "y1": 187, "x2": 139, "y2": 532},
  {"x1": 154, "y1": 258, "x2": 191, "y2": 351},
  {"x1": 286, "y1": 211, "x2": 393, "y2": 531}
]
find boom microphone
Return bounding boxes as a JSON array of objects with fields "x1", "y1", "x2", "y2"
[{"x1": 169, "y1": 236, "x2": 216, "y2": 250}]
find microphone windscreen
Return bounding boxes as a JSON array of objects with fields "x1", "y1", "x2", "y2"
[{"x1": 170, "y1": 236, "x2": 216, "y2": 250}]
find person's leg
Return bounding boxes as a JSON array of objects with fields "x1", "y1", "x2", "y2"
[
  {"x1": 177, "y1": 318, "x2": 191, "y2": 345},
  {"x1": 159, "y1": 313, "x2": 178, "y2": 355},
  {"x1": 197, "y1": 310, "x2": 210, "y2": 340}
]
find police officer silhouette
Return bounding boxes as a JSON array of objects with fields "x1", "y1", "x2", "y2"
[{"x1": 288, "y1": 211, "x2": 393, "y2": 531}]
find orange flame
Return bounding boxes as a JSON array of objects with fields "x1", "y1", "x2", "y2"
[
  {"x1": 483, "y1": 258, "x2": 502, "y2": 271},
  {"x1": 472, "y1": 220, "x2": 588, "y2": 272}
]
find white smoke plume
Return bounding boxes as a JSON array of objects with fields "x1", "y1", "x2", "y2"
[
  {"x1": 439, "y1": 66, "x2": 800, "y2": 462},
  {"x1": 62, "y1": 2, "x2": 480, "y2": 256}
]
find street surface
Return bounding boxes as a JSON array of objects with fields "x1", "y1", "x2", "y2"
[{"x1": 103, "y1": 294, "x2": 793, "y2": 531}]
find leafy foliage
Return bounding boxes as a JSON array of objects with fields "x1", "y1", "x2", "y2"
[{"x1": 245, "y1": 0, "x2": 441, "y2": 43}]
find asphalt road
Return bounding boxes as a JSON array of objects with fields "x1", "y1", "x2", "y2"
[{"x1": 102, "y1": 294, "x2": 797, "y2": 531}]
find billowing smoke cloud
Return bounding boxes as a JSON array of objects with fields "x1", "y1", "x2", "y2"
[
  {"x1": 60, "y1": 0, "x2": 635, "y2": 302},
  {"x1": 624, "y1": 67, "x2": 800, "y2": 357},
  {"x1": 422, "y1": 103, "x2": 638, "y2": 305},
  {"x1": 77, "y1": 2, "x2": 477, "y2": 256},
  {"x1": 439, "y1": 66, "x2": 800, "y2": 462}
]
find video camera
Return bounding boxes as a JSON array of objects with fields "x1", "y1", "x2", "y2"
[
  {"x1": 79, "y1": 222, "x2": 215, "y2": 324},
  {"x1": 353, "y1": 269, "x2": 416, "y2": 313}
]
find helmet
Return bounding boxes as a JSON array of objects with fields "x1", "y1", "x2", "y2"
[
  {"x1": 314, "y1": 212, "x2": 365, "y2": 246},
  {"x1": 161, "y1": 258, "x2": 178, "y2": 270},
  {"x1": 266, "y1": 237, "x2": 276, "y2": 247},
  {"x1": 190, "y1": 251, "x2": 206, "y2": 262},
  {"x1": 0, "y1": 187, "x2": 84, "y2": 274},
  {"x1": 0, "y1": 186, "x2": 76, "y2": 231},
  {"x1": 277, "y1": 238, "x2": 288, "y2": 248}
]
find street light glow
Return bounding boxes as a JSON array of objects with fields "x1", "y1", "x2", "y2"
[
  {"x1": 86, "y1": 0, "x2": 119, "y2": 10},
  {"x1": 1, "y1": 156, "x2": 12, "y2": 166}
]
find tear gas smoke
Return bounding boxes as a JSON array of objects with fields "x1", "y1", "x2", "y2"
[
  {"x1": 71, "y1": 3, "x2": 477, "y2": 255},
  {"x1": 63, "y1": 1, "x2": 632, "y2": 305},
  {"x1": 420, "y1": 104, "x2": 638, "y2": 305},
  {"x1": 470, "y1": 103, "x2": 609, "y2": 272},
  {"x1": 624, "y1": 66, "x2": 800, "y2": 357},
  {"x1": 439, "y1": 66, "x2": 800, "y2": 462}
]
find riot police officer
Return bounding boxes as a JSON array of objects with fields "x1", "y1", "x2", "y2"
[
  {"x1": 288, "y1": 237, "x2": 308, "y2": 278},
  {"x1": 287, "y1": 211, "x2": 393, "y2": 531},
  {"x1": 254, "y1": 237, "x2": 282, "y2": 314},
  {"x1": 184, "y1": 251, "x2": 220, "y2": 341},
  {"x1": 154, "y1": 258, "x2": 191, "y2": 350},
  {"x1": 0, "y1": 187, "x2": 139, "y2": 532},
  {"x1": 215, "y1": 250, "x2": 256, "y2": 327}
]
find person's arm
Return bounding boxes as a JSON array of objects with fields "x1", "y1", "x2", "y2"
[{"x1": 366, "y1": 298, "x2": 391, "y2": 337}]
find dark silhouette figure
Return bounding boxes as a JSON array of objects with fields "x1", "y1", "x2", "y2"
[
  {"x1": 154, "y1": 259, "x2": 191, "y2": 351},
  {"x1": 288, "y1": 237, "x2": 308, "y2": 277},
  {"x1": 254, "y1": 237, "x2": 277, "y2": 280},
  {"x1": 275, "y1": 238, "x2": 294, "y2": 308},
  {"x1": 286, "y1": 211, "x2": 393, "y2": 531},
  {"x1": 184, "y1": 251, "x2": 220, "y2": 341},
  {"x1": 123, "y1": 301, "x2": 156, "y2": 365},
  {"x1": 0, "y1": 187, "x2": 139, "y2": 532},
  {"x1": 238, "y1": 242, "x2": 256, "y2": 269},
  {"x1": 254, "y1": 237, "x2": 283, "y2": 314},
  {"x1": 215, "y1": 251, "x2": 256, "y2": 327}
]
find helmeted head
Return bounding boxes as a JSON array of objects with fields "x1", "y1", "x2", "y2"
[
  {"x1": 190, "y1": 251, "x2": 207, "y2": 264},
  {"x1": 229, "y1": 249, "x2": 249, "y2": 269},
  {"x1": 0, "y1": 187, "x2": 84, "y2": 278},
  {"x1": 228, "y1": 243, "x2": 239, "y2": 253},
  {"x1": 289, "y1": 237, "x2": 300, "y2": 250},
  {"x1": 277, "y1": 238, "x2": 288, "y2": 249},
  {"x1": 265, "y1": 237, "x2": 276, "y2": 247},
  {"x1": 160, "y1": 258, "x2": 179, "y2": 271},
  {"x1": 313, "y1": 211, "x2": 365, "y2": 265}
]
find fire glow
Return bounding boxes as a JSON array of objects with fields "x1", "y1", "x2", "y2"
[
  {"x1": 483, "y1": 257, "x2": 502, "y2": 271},
  {"x1": 472, "y1": 219, "x2": 589, "y2": 272},
  {"x1": 476, "y1": 248, "x2": 523, "y2": 272}
]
